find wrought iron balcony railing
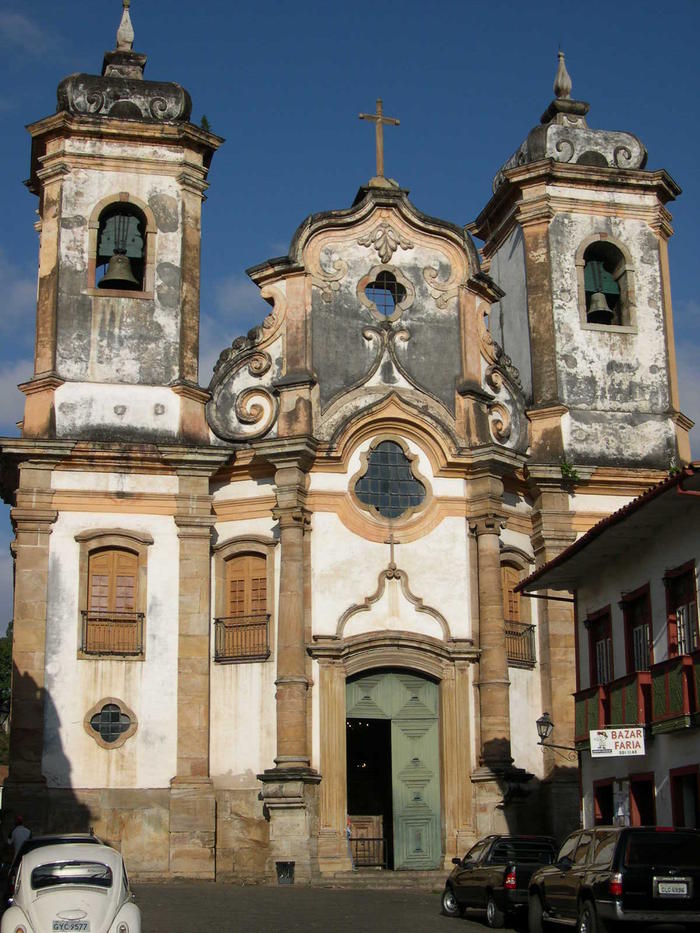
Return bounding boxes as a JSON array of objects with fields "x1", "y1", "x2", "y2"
[
  {"x1": 81, "y1": 611, "x2": 144, "y2": 657},
  {"x1": 505, "y1": 621, "x2": 536, "y2": 665},
  {"x1": 214, "y1": 614, "x2": 270, "y2": 662}
]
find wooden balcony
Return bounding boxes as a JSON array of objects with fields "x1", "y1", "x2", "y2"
[
  {"x1": 214, "y1": 614, "x2": 270, "y2": 662},
  {"x1": 651, "y1": 654, "x2": 697, "y2": 734},
  {"x1": 81, "y1": 611, "x2": 144, "y2": 657},
  {"x1": 505, "y1": 621, "x2": 536, "y2": 666},
  {"x1": 608, "y1": 670, "x2": 652, "y2": 727},
  {"x1": 574, "y1": 684, "x2": 609, "y2": 746}
]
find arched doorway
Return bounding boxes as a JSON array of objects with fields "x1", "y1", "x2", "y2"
[{"x1": 346, "y1": 670, "x2": 441, "y2": 870}]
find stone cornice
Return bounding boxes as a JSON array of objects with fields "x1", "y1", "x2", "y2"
[{"x1": 471, "y1": 161, "x2": 680, "y2": 252}]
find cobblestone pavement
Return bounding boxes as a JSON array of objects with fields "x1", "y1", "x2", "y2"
[{"x1": 133, "y1": 883, "x2": 527, "y2": 933}]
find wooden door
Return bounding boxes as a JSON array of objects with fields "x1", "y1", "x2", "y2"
[{"x1": 346, "y1": 671, "x2": 441, "y2": 870}]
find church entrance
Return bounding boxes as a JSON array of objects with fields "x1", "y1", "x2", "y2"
[{"x1": 346, "y1": 670, "x2": 441, "y2": 870}]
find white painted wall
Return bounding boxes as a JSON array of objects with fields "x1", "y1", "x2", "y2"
[
  {"x1": 209, "y1": 515, "x2": 278, "y2": 782},
  {"x1": 43, "y1": 510, "x2": 179, "y2": 789}
]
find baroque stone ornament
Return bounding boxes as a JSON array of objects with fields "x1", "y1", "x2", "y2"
[
  {"x1": 335, "y1": 561, "x2": 450, "y2": 640},
  {"x1": 358, "y1": 224, "x2": 414, "y2": 263},
  {"x1": 477, "y1": 309, "x2": 528, "y2": 451},
  {"x1": 310, "y1": 246, "x2": 349, "y2": 303},
  {"x1": 57, "y1": 74, "x2": 192, "y2": 123},
  {"x1": 423, "y1": 260, "x2": 460, "y2": 308},
  {"x1": 207, "y1": 348, "x2": 279, "y2": 442}
]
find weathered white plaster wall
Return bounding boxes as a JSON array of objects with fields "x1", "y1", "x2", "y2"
[
  {"x1": 488, "y1": 226, "x2": 533, "y2": 400},
  {"x1": 311, "y1": 512, "x2": 469, "y2": 640},
  {"x1": 55, "y1": 383, "x2": 181, "y2": 439},
  {"x1": 509, "y1": 666, "x2": 546, "y2": 778},
  {"x1": 547, "y1": 193, "x2": 675, "y2": 465},
  {"x1": 209, "y1": 515, "x2": 278, "y2": 781},
  {"x1": 43, "y1": 510, "x2": 179, "y2": 789}
]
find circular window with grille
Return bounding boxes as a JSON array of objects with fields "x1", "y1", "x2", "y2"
[
  {"x1": 84, "y1": 697, "x2": 137, "y2": 749},
  {"x1": 351, "y1": 437, "x2": 429, "y2": 521}
]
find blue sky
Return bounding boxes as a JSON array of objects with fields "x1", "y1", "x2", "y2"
[{"x1": 0, "y1": 0, "x2": 698, "y2": 626}]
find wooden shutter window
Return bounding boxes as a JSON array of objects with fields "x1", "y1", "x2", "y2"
[
  {"x1": 226, "y1": 554, "x2": 267, "y2": 618},
  {"x1": 501, "y1": 565, "x2": 521, "y2": 623},
  {"x1": 88, "y1": 549, "x2": 138, "y2": 614}
]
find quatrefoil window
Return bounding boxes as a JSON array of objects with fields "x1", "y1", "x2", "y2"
[
  {"x1": 353, "y1": 439, "x2": 427, "y2": 520},
  {"x1": 364, "y1": 271, "x2": 406, "y2": 317},
  {"x1": 84, "y1": 696, "x2": 137, "y2": 749}
]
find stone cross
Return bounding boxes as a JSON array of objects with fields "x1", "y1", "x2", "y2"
[
  {"x1": 385, "y1": 531, "x2": 398, "y2": 566},
  {"x1": 359, "y1": 99, "x2": 400, "y2": 178}
]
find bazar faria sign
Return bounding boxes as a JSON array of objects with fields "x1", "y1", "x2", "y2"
[{"x1": 590, "y1": 727, "x2": 645, "y2": 757}]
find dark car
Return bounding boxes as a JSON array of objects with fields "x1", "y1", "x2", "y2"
[
  {"x1": 528, "y1": 825, "x2": 700, "y2": 933},
  {"x1": 441, "y1": 834, "x2": 558, "y2": 928},
  {"x1": 2, "y1": 832, "x2": 102, "y2": 908}
]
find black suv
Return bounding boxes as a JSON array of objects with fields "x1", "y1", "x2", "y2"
[
  {"x1": 528, "y1": 826, "x2": 700, "y2": 933},
  {"x1": 442, "y1": 834, "x2": 557, "y2": 927}
]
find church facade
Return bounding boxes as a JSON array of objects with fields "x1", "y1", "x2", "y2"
[{"x1": 0, "y1": 5, "x2": 692, "y2": 881}]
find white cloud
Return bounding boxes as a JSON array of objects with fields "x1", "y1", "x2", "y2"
[
  {"x1": 0, "y1": 357, "x2": 31, "y2": 433},
  {"x1": 199, "y1": 275, "x2": 268, "y2": 383},
  {"x1": 0, "y1": 251, "x2": 36, "y2": 345},
  {"x1": 0, "y1": 11, "x2": 54, "y2": 56}
]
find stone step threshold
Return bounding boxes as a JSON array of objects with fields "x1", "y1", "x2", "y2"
[{"x1": 317, "y1": 869, "x2": 446, "y2": 891}]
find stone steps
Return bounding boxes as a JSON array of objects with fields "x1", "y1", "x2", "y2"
[{"x1": 318, "y1": 869, "x2": 446, "y2": 891}]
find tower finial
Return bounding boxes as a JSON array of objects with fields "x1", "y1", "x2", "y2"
[
  {"x1": 116, "y1": 0, "x2": 135, "y2": 52},
  {"x1": 553, "y1": 49, "x2": 572, "y2": 100}
]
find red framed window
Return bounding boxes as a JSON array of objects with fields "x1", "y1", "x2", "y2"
[
  {"x1": 665, "y1": 561, "x2": 699, "y2": 657},
  {"x1": 587, "y1": 607, "x2": 613, "y2": 686},
  {"x1": 593, "y1": 779, "x2": 614, "y2": 825},
  {"x1": 622, "y1": 585, "x2": 653, "y2": 672},
  {"x1": 629, "y1": 772, "x2": 656, "y2": 826},
  {"x1": 670, "y1": 765, "x2": 699, "y2": 828}
]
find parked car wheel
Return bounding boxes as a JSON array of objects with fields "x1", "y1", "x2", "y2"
[
  {"x1": 577, "y1": 900, "x2": 600, "y2": 933},
  {"x1": 441, "y1": 886, "x2": 464, "y2": 917},
  {"x1": 485, "y1": 893, "x2": 505, "y2": 928},
  {"x1": 528, "y1": 892, "x2": 545, "y2": 933}
]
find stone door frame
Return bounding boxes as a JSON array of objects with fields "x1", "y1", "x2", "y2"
[{"x1": 311, "y1": 632, "x2": 478, "y2": 873}]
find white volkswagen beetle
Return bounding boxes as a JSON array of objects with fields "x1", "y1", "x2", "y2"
[{"x1": 0, "y1": 842, "x2": 140, "y2": 933}]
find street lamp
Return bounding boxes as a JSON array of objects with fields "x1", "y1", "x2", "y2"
[{"x1": 535, "y1": 711, "x2": 577, "y2": 759}]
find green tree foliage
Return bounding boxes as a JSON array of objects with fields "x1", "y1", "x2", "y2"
[{"x1": 200, "y1": 114, "x2": 212, "y2": 133}]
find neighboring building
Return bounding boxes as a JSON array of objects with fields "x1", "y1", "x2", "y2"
[
  {"x1": 519, "y1": 465, "x2": 700, "y2": 829},
  {"x1": 0, "y1": 6, "x2": 692, "y2": 880}
]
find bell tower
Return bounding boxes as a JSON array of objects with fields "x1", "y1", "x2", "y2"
[
  {"x1": 471, "y1": 52, "x2": 692, "y2": 471},
  {"x1": 22, "y1": 1, "x2": 222, "y2": 443}
]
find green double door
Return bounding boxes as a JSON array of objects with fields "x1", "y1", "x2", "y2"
[{"x1": 346, "y1": 671, "x2": 441, "y2": 870}]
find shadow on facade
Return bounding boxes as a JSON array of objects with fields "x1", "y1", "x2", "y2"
[
  {"x1": 2, "y1": 666, "x2": 92, "y2": 853},
  {"x1": 482, "y1": 738, "x2": 580, "y2": 842}
]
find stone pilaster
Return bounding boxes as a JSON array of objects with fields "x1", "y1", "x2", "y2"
[
  {"x1": 526, "y1": 465, "x2": 580, "y2": 839},
  {"x1": 317, "y1": 660, "x2": 351, "y2": 873},
  {"x1": 169, "y1": 471, "x2": 215, "y2": 879},
  {"x1": 4, "y1": 462, "x2": 58, "y2": 830},
  {"x1": 470, "y1": 512, "x2": 511, "y2": 771},
  {"x1": 255, "y1": 439, "x2": 320, "y2": 882}
]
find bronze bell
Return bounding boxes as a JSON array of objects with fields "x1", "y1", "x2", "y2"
[
  {"x1": 587, "y1": 291, "x2": 614, "y2": 326},
  {"x1": 99, "y1": 251, "x2": 140, "y2": 290}
]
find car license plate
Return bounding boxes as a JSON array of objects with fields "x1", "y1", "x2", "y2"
[
  {"x1": 656, "y1": 880, "x2": 688, "y2": 897},
  {"x1": 52, "y1": 923, "x2": 90, "y2": 931}
]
